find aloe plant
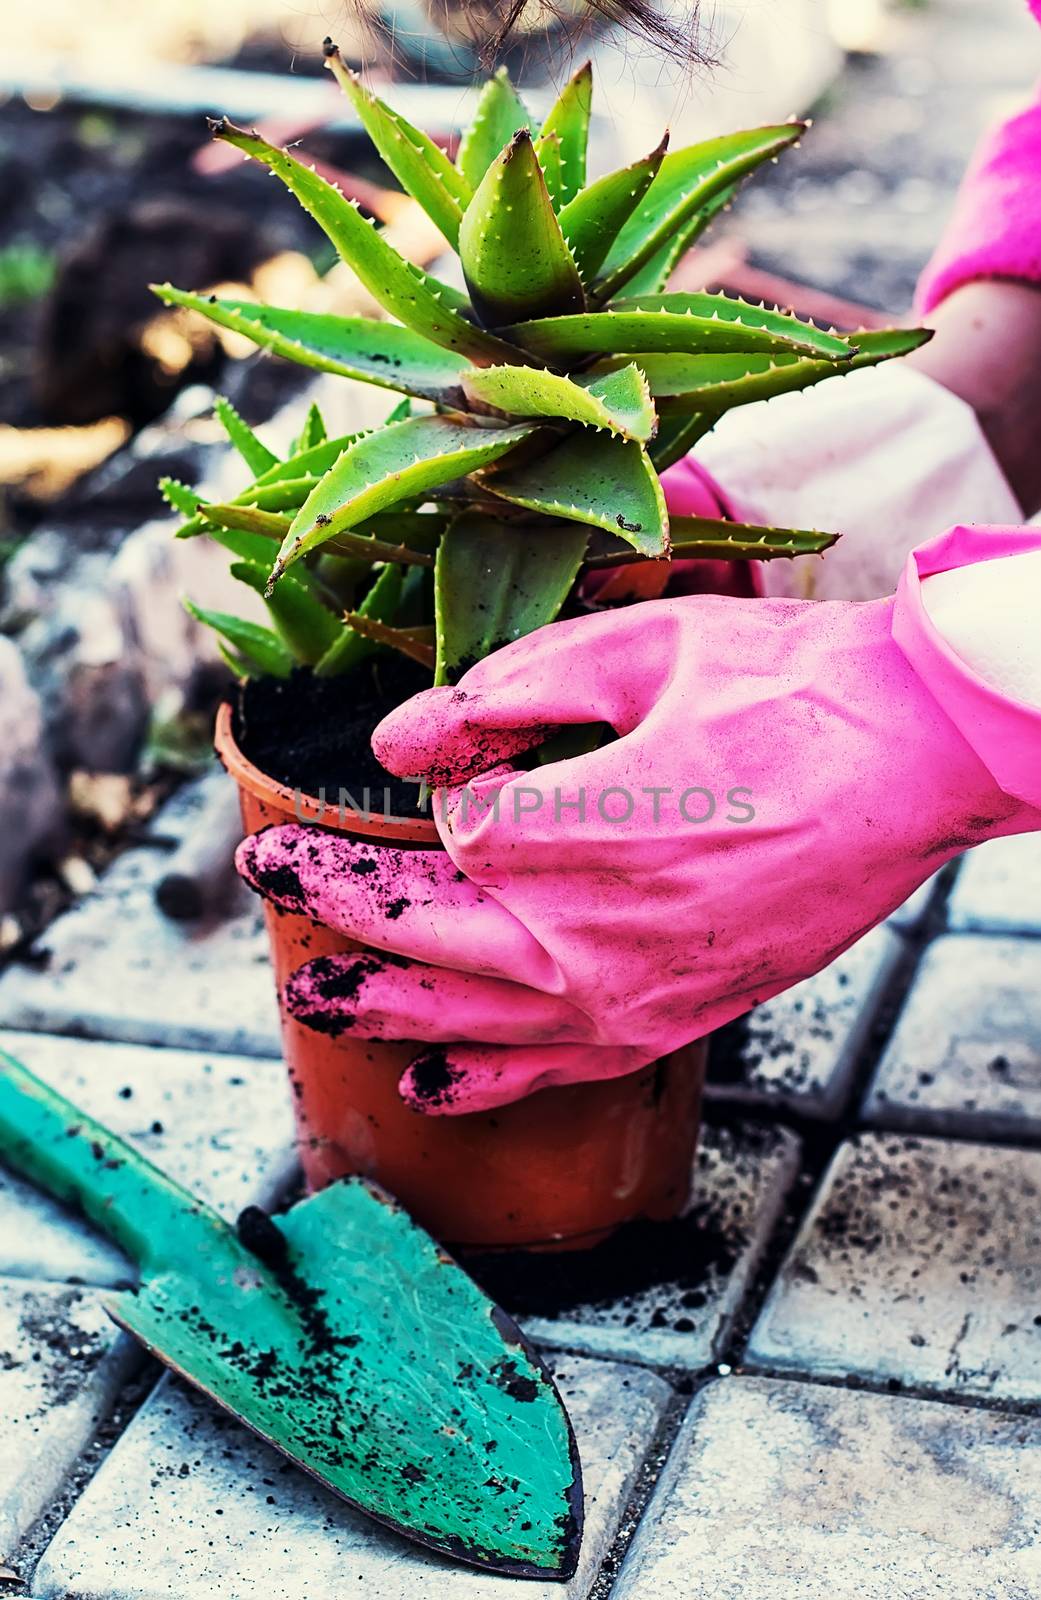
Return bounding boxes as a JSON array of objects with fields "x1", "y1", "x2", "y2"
[{"x1": 156, "y1": 50, "x2": 930, "y2": 686}]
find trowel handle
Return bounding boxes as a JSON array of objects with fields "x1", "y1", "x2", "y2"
[{"x1": 0, "y1": 1050, "x2": 218, "y2": 1271}]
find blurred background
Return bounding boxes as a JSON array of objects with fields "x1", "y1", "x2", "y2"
[{"x1": 0, "y1": 0, "x2": 1035, "y2": 945}]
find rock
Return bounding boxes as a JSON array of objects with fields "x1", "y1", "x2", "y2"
[{"x1": 0, "y1": 638, "x2": 63, "y2": 910}]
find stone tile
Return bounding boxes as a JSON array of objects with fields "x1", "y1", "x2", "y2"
[
  {"x1": 706, "y1": 927, "x2": 902, "y2": 1120},
  {"x1": 947, "y1": 834, "x2": 1041, "y2": 936},
  {"x1": 0, "y1": 1277, "x2": 137, "y2": 1557},
  {"x1": 0, "y1": 778, "x2": 280, "y2": 1057},
  {"x1": 501, "y1": 1122, "x2": 800, "y2": 1371},
  {"x1": 32, "y1": 1357, "x2": 670, "y2": 1600},
  {"x1": 0, "y1": 1031, "x2": 295, "y2": 1287},
  {"x1": 614, "y1": 1375, "x2": 1041, "y2": 1600},
  {"x1": 746, "y1": 1132, "x2": 1041, "y2": 1404},
  {"x1": 862, "y1": 936, "x2": 1041, "y2": 1138}
]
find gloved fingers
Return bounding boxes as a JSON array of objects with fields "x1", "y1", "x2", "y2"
[
  {"x1": 371, "y1": 607, "x2": 684, "y2": 787},
  {"x1": 283, "y1": 952, "x2": 591, "y2": 1046},
  {"x1": 236, "y1": 824, "x2": 546, "y2": 980},
  {"x1": 660, "y1": 455, "x2": 731, "y2": 519},
  {"x1": 398, "y1": 1041, "x2": 649, "y2": 1115}
]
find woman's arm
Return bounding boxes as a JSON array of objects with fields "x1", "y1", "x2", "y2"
[{"x1": 909, "y1": 279, "x2": 1041, "y2": 516}]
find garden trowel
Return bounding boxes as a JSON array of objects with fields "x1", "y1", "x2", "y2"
[{"x1": 0, "y1": 1050, "x2": 582, "y2": 1580}]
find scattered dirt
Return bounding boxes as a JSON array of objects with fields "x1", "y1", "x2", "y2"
[
  {"x1": 235, "y1": 657, "x2": 435, "y2": 816},
  {"x1": 15, "y1": 1289, "x2": 108, "y2": 1410}
]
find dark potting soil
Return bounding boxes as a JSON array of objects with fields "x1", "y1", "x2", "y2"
[
  {"x1": 467, "y1": 1208, "x2": 740, "y2": 1322},
  {"x1": 235, "y1": 657, "x2": 435, "y2": 818}
]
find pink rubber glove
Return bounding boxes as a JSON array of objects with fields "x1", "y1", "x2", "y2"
[
  {"x1": 237, "y1": 525, "x2": 1041, "y2": 1115},
  {"x1": 916, "y1": 35, "x2": 1041, "y2": 313}
]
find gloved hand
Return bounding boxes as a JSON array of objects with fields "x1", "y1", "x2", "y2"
[{"x1": 237, "y1": 524, "x2": 1041, "y2": 1115}]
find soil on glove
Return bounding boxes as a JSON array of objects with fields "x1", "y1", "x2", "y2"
[{"x1": 235, "y1": 658, "x2": 435, "y2": 818}]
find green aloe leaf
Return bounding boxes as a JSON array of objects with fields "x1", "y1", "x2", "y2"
[
  {"x1": 508, "y1": 298, "x2": 852, "y2": 364},
  {"x1": 160, "y1": 477, "x2": 206, "y2": 537},
  {"x1": 664, "y1": 514, "x2": 836, "y2": 559},
  {"x1": 611, "y1": 294, "x2": 852, "y2": 358},
  {"x1": 482, "y1": 432, "x2": 668, "y2": 556},
  {"x1": 630, "y1": 351, "x2": 842, "y2": 411},
  {"x1": 153, "y1": 291, "x2": 471, "y2": 404},
  {"x1": 538, "y1": 61, "x2": 592, "y2": 206},
  {"x1": 647, "y1": 412, "x2": 717, "y2": 471},
  {"x1": 199, "y1": 503, "x2": 291, "y2": 539},
  {"x1": 207, "y1": 525, "x2": 283, "y2": 565},
  {"x1": 339, "y1": 615, "x2": 435, "y2": 669},
  {"x1": 218, "y1": 478, "x2": 324, "y2": 514},
  {"x1": 274, "y1": 416, "x2": 537, "y2": 578},
  {"x1": 209, "y1": 120, "x2": 518, "y2": 363},
  {"x1": 458, "y1": 130, "x2": 585, "y2": 326},
  {"x1": 584, "y1": 515, "x2": 836, "y2": 566},
  {"x1": 558, "y1": 137, "x2": 667, "y2": 283},
  {"x1": 435, "y1": 512, "x2": 588, "y2": 685},
  {"x1": 230, "y1": 561, "x2": 342, "y2": 666},
  {"x1": 351, "y1": 511, "x2": 447, "y2": 552},
  {"x1": 292, "y1": 402, "x2": 327, "y2": 454},
  {"x1": 213, "y1": 395, "x2": 279, "y2": 476},
  {"x1": 216, "y1": 641, "x2": 258, "y2": 680},
  {"x1": 594, "y1": 124, "x2": 805, "y2": 302},
  {"x1": 327, "y1": 56, "x2": 472, "y2": 246},
  {"x1": 251, "y1": 432, "x2": 368, "y2": 488},
  {"x1": 619, "y1": 186, "x2": 735, "y2": 297},
  {"x1": 183, "y1": 599, "x2": 293, "y2": 678},
  {"x1": 456, "y1": 67, "x2": 532, "y2": 189},
  {"x1": 533, "y1": 131, "x2": 564, "y2": 209},
  {"x1": 167, "y1": 471, "x2": 332, "y2": 541},
  {"x1": 845, "y1": 326, "x2": 934, "y2": 365},
  {"x1": 207, "y1": 507, "x2": 443, "y2": 567},
  {"x1": 618, "y1": 327, "x2": 918, "y2": 413},
  {"x1": 176, "y1": 434, "x2": 374, "y2": 543},
  {"x1": 463, "y1": 361, "x2": 655, "y2": 441},
  {"x1": 314, "y1": 563, "x2": 404, "y2": 678},
  {"x1": 159, "y1": 477, "x2": 200, "y2": 519}
]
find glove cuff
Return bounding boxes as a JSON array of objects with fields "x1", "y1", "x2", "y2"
[
  {"x1": 915, "y1": 95, "x2": 1041, "y2": 314},
  {"x1": 893, "y1": 524, "x2": 1041, "y2": 810}
]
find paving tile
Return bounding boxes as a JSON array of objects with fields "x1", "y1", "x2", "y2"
[
  {"x1": 491, "y1": 1122, "x2": 800, "y2": 1372},
  {"x1": 706, "y1": 927, "x2": 902, "y2": 1119},
  {"x1": 947, "y1": 834, "x2": 1041, "y2": 935},
  {"x1": 0, "y1": 1031, "x2": 295, "y2": 1287},
  {"x1": 614, "y1": 1374, "x2": 1041, "y2": 1600},
  {"x1": 31, "y1": 1357, "x2": 670, "y2": 1600},
  {"x1": 746, "y1": 1132, "x2": 1041, "y2": 1404},
  {"x1": 862, "y1": 936, "x2": 1041, "y2": 1138},
  {"x1": 0, "y1": 1277, "x2": 138, "y2": 1557},
  {"x1": 0, "y1": 778, "x2": 280, "y2": 1058}
]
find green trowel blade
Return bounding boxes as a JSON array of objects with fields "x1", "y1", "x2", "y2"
[
  {"x1": 110, "y1": 1181, "x2": 583, "y2": 1578},
  {"x1": 0, "y1": 1052, "x2": 583, "y2": 1579}
]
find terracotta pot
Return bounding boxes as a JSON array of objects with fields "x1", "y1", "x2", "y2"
[{"x1": 216, "y1": 702, "x2": 706, "y2": 1250}]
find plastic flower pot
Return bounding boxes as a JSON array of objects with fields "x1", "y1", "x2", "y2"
[{"x1": 216, "y1": 702, "x2": 707, "y2": 1251}]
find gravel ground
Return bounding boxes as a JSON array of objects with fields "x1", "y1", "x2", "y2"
[{"x1": 722, "y1": 0, "x2": 1039, "y2": 310}]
